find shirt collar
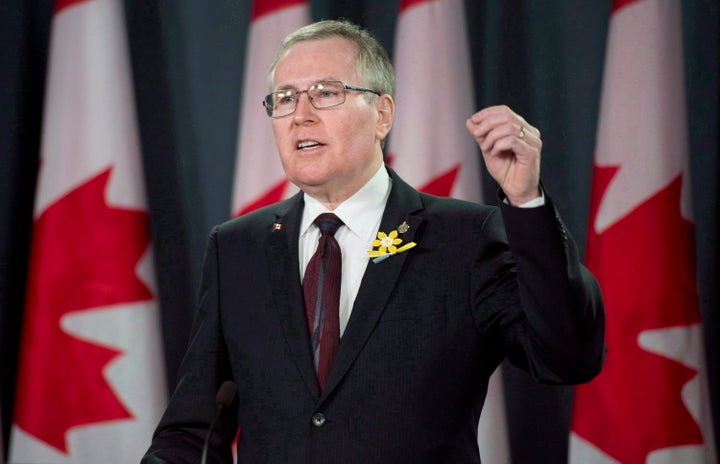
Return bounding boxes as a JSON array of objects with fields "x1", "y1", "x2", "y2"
[{"x1": 301, "y1": 164, "x2": 391, "y2": 241}]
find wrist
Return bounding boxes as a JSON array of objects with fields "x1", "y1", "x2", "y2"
[{"x1": 505, "y1": 186, "x2": 543, "y2": 207}]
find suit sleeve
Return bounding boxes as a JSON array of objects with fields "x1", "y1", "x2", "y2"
[
  {"x1": 481, "y1": 194, "x2": 606, "y2": 384},
  {"x1": 141, "y1": 227, "x2": 236, "y2": 464}
]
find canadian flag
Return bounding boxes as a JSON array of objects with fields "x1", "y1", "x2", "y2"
[
  {"x1": 9, "y1": 0, "x2": 166, "y2": 462},
  {"x1": 388, "y1": 0, "x2": 509, "y2": 462},
  {"x1": 231, "y1": 0, "x2": 310, "y2": 217},
  {"x1": 569, "y1": 0, "x2": 716, "y2": 462}
]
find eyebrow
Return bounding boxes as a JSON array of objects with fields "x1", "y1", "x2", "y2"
[{"x1": 274, "y1": 78, "x2": 340, "y2": 92}]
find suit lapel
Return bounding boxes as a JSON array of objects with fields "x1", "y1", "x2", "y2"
[
  {"x1": 322, "y1": 170, "x2": 425, "y2": 398},
  {"x1": 264, "y1": 193, "x2": 321, "y2": 399}
]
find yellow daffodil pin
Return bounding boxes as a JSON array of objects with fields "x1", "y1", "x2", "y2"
[{"x1": 367, "y1": 229, "x2": 416, "y2": 263}]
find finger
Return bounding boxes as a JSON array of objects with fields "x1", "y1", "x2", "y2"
[
  {"x1": 471, "y1": 110, "x2": 531, "y2": 143},
  {"x1": 468, "y1": 108, "x2": 509, "y2": 138},
  {"x1": 468, "y1": 106, "x2": 511, "y2": 142},
  {"x1": 468, "y1": 106, "x2": 542, "y2": 161},
  {"x1": 481, "y1": 120, "x2": 541, "y2": 155},
  {"x1": 480, "y1": 122, "x2": 517, "y2": 154},
  {"x1": 468, "y1": 104, "x2": 512, "y2": 124},
  {"x1": 516, "y1": 123, "x2": 542, "y2": 147},
  {"x1": 485, "y1": 133, "x2": 531, "y2": 160},
  {"x1": 465, "y1": 118, "x2": 484, "y2": 142}
]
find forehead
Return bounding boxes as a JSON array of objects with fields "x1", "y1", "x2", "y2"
[{"x1": 273, "y1": 37, "x2": 360, "y2": 89}]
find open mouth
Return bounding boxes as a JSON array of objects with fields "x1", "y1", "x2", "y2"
[{"x1": 297, "y1": 140, "x2": 322, "y2": 150}]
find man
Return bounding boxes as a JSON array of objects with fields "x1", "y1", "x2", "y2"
[{"x1": 143, "y1": 19, "x2": 604, "y2": 463}]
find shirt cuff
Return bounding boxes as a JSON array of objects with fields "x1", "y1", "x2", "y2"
[{"x1": 503, "y1": 187, "x2": 546, "y2": 208}]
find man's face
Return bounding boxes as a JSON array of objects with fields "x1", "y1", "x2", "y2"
[{"x1": 270, "y1": 37, "x2": 393, "y2": 206}]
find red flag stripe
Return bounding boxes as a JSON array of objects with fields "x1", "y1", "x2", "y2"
[
  {"x1": 399, "y1": 0, "x2": 432, "y2": 12},
  {"x1": 55, "y1": 0, "x2": 89, "y2": 14},
  {"x1": 252, "y1": 0, "x2": 306, "y2": 21},
  {"x1": 612, "y1": 0, "x2": 643, "y2": 13}
]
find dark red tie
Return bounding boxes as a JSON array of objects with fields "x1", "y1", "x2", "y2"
[{"x1": 303, "y1": 213, "x2": 343, "y2": 390}]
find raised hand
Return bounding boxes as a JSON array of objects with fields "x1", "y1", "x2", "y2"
[{"x1": 466, "y1": 105, "x2": 542, "y2": 206}]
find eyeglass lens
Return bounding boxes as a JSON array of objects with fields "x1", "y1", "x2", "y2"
[{"x1": 265, "y1": 81, "x2": 346, "y2": 118}]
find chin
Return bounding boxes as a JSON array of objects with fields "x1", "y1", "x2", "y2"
[{"x1": 292, "y1": 166, "x2": 333, "y2": 185}]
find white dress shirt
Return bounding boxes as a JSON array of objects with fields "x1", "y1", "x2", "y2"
[{"x1": 299, "y1": 165, "x2": 391, "y2": 335}]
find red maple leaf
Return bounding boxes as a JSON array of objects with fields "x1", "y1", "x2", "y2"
[
  {"x1": 418, "y1": 164, "x2": 460, "y2": 197},
  {"x1": 386, "y1": 153, "x2": 460, "y2": 198},
  {"x1": 234, "y1": 178, "x2": 291, "y2": 217},
  {"x1": 573, "y1": 166, "x2": 703, "y2": 462},
  {"x1": 14, "y1": 167, "x2": 153, "y2": 453}
]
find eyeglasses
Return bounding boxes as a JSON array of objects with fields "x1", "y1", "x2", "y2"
[{"x1": 263, "y1": 80, "x2": 381, "y2": 118}]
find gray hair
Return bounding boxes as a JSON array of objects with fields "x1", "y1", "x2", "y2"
[{"x1": 268, "y1": 19, "x2": 395, "y2": 98}]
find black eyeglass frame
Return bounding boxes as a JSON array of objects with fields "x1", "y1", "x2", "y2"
[{"x1": 262, "y1": 80, "x2": 382, "y2": 118}]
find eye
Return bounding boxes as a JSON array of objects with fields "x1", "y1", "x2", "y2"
[
  {"x1": 276, "y1": 91, "x2": 296, "y2": 105},
  {"x1": 318, "y1": 89, "x2": 338, "y2": 98},
  {"x1": 312, "y1": 82, "x2": 341, "y2": 99}
]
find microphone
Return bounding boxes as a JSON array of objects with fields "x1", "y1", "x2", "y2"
[{"x1": 200, "y1": 380, "x2": 237, "y2": 464}]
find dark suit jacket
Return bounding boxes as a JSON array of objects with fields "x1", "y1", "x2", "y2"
[{"x1": 143, "y1": 168, "x2": 605, "y2": 464}]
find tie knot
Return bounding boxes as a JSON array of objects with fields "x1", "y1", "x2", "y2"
[{"x1": 314, "y1": 213, "x2": 344, "y2": 237}]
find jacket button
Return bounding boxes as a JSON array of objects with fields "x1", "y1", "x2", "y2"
[{"x1": 311, "y1": 413, "x2": 326, "y2": 427}]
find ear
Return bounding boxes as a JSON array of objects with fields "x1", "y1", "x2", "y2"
[{"x1": 374, "y1": 94, "x2": 394, "y2": 142}]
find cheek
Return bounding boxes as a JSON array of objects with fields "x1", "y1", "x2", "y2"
[
  {"x1": 271, "y1": 123, "x2": 287, "y2": 149},
  {"x1": 338, "y1": 115, "x2": 374, "y2": 147},
  {"x1": 272, "y1": 128, "x2": 295, "y2": 162},
  {"x1": 346, "y1": 125, "x2": 378, "y2": 158}
]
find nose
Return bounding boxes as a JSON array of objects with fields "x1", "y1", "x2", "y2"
[{"x1": 293, "y1": 91, "x2": 317, "y2": 124}]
